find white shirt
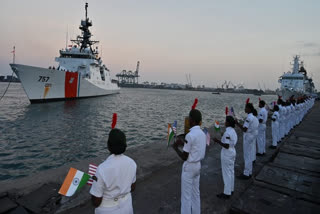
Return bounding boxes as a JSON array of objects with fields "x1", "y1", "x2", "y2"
[
  {"x1": 272, "y1": 111, "x2": 280, "y2": 123},
  {"x1": 243, "y1": 113, "x2": 259, "y2": 135},
  {"x1": 258, "y1": 107, "x2": 268, "y2": 124},
  {"x1": 221, "y1": 127, "x2": 238, "y2": 156},
  {"x1": 90, "y1": 154, "x2": 137, "y2": 200},
  {"x1": 183, "y1": 125, "x2": 206, "y2": 163},
  {"x1": 286, "y1": 106, "x2": 291, "y2": 117},
  {"x1": 280, "y1": 105, "x2": 286, "y2": 120}
]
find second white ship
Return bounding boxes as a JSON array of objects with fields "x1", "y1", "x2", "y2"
[
  {"x1": 277, "y1": 55, "x2": 315, "y2": 100},
  {"x1": 10, "y1": 3, "x2": 120, "y2": 103}
]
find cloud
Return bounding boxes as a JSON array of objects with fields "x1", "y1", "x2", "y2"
[
  {"x1": 296, "y1": 41, "x2": 319, "y2": 48},
  {"x1": 303, "y1": 42, "x2": 318, "y2": 47},
  {"x1": 304, "y1": 51, "x2": 320, "y2": 57}
]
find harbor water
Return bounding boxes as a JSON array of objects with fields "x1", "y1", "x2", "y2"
[{"x1": 0, "y1": 82, "x2": 276, "y2": 181}]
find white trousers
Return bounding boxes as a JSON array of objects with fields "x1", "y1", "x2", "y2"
[
  {"x1": 221, "y1": 149, "x2": 236, "y2": 195},
  {"x1": 280, "y1": 120, "x2": 285, "y2": 138},
  {"x1": 181, "y1": 161, "x2": 201, "y2": 214},
  {"x1": 271, "y1": 121, "x2": 279, "y2": 146},
  {"x1": 252, "y1": 137, "x2": 257, "y2": 161},
  {"x1": 286, "y1": 116, "x2": 290, "y2": 134},
  {"x1": 243, "y1": 133, "x2": 254, "y2": 176},
  {"x1": 295, "y1": 113, "x2": 300, "y2": 125},
  {"x1": 95, "y1": 194, "x2": 133, "y2": 214},
  {"x1": 257, "y1": 124, "x2": 266, "y2": 154}
]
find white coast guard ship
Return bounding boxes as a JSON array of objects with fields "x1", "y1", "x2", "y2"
[
  {"x1": 277, "y1": 55, "x2": 315, "y2": 100},
  {"x1": 10, "y1": 3, "x2": 119, "y2": 103}
]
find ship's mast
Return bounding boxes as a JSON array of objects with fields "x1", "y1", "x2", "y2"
[
  {"x1": 12, "y1": 46, "x2": 15, "y2": 64},
  {"x1": 85, "y1": 2, "x2": 88, "y2": 20},
  {"x1": 292, "y1": 55, "x2": 300, "y2": 74},
  {"x1": 70, "y1": 3, "x2": 99, "y2": 54}
]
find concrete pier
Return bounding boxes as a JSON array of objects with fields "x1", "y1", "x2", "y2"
[{"x1": 0, "y1": 101, "x2": 318, "y2": 213}]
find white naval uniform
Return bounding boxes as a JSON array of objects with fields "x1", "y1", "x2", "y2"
[
  {"x1": 252, "y1": 116, "x2": 259, "y2": 162},
  {"x1": 182, "y1": 125, "x2": 206, "y2": 214},
  {"x1": 290, "y1": 104, "x2": 295, "y2": 129},
  {"x1": 295, "y1": 104, "x2": 300, "y2": 126},
  {"x1": 279, "y1": 105, "x2": 286, "y2": 139},
  {"x1": 285, "y1": 106, "x2": 291, "y2": 134},
  {"x1": 271, "y1": 111, "x2": 280, "y2": 146},
  {"x1": 257, "y1": 107, "x2": 268, "y2": 154},
  {"x1": 90, "y1": 154, "x2": 137, "y2": 214},
  {"x1": 220, "y1": 127, "x2": 238, "y2": 195},
  {"x1": 243, "y1": 113, "x2": 259, "y2": 176}
]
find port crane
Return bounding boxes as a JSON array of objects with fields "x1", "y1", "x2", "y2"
[
  {"x1": 116, "y1": 61, "x2": 140, "y2": 84},
  {"x1": 185, "y1": 74, "x2": 193, "y2": 88}
]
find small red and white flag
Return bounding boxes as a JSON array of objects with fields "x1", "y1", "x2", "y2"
[{"x1": 87, "y1": 163, "x2": 98, "y2": 186}]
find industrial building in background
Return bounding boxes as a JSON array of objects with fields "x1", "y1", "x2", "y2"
[{"x1": 116, "y1": 61, "x2": 140, "y2": 86}]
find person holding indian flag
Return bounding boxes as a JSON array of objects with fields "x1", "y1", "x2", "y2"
[
  {"x1": 235, "y1": 99, "x2": 259, "y2": 180},
  {"x1": 173, "y1": 99, "x2": 206, "y2": 214},
  {"x1": 213, "y1": 109, "x2": 238, "y2": 199},
  {"x1": 89, "y1": 114, "x2": 137, "y2": 214}
]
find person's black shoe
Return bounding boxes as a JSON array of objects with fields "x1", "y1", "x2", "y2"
[
  {"x1": 237, "y1": 174, "x2": 251, "y2": 180},
  {"x1": 253, "y1": 160, "x2": 256, "y2": 165},
  {"x1": 216, "y1": 193, "x2": 230, "y2": 199},
  {"x1": 256, "y1": 153, "x2": 263, "y2": 156},
  {"x1": 269, "y1": 145, "x2": 277, "y2": 149}
]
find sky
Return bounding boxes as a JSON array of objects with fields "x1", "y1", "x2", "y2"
[{"x1": 1, "y1": 0, "x2": 319, "y2": 90}]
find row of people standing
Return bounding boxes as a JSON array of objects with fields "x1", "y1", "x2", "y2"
[
  {"x1": 271, "y1": 97, "x2": 315, "y2": 148},
  {"x1": 213, "y1": 97, "x2": 315, "y2": 203},
  {"x1": 89, "y1": 97, "x2": 314, "y2": 214},
  {"x1": 172, "y1": 97, "x2": 315, "y2": 213}
]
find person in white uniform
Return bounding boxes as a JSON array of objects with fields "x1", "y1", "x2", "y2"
[
  {"x1": 257, "y1": 100, "x2": 268, "y2": 156},
  {"x1": 235, "y1": 103, "x2": 258, "y2": 179},
  {"x1": 213, "y1": 116, "x2": 238, "y2": 199},
  {"x1": 252, "y1": 109, "x2": 259, "y2": 164},
  {"x1": 270, "y1": 105, "x2": 280, "y2": 149},
  {"x1": 277, "y1": 99, "x2": 285, "y2": 140},
  {"x1": 90, "y1": 129, "x2": 137, "y2": 214},
  {"x1": 173, "y1": 109, "x2": 206, "y2": 214}
]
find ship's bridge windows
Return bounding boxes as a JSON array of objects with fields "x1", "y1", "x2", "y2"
[
  {"x1": 282, "y1": 76, "x2": 303, "y2": 80},
  {"x1": 60, "y1": 53, "x2": 93, "y2": 59}
]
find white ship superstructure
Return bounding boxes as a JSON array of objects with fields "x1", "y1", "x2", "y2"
[
  {"x1": 277, "y1": 55, "x2": 315, "y2": 100},
  {"x1": 10, "y1": 3, "x2": 119, "y2": 103}
]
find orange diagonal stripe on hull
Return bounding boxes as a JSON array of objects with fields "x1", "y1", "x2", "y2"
[{"x1": 59, "y1": 168, "x2": 77, "y2": 195}]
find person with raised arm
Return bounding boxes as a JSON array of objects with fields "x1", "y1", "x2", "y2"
[
  {"x1": 213, "y1": 116, "x2": 238, "y2": 199},
  {"x1": 173, "y1": 108, "x2": 206, "y2": 214},
  {"x1": 235, "y1": 99, "x2": 258, "y2": 179}
]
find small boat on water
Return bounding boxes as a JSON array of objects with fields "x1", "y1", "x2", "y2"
[
  {"x1": 212, "y1": 92, "x2": 220, "y2": 95},
  {"x1": 276, "y1": 55, "x2": 316, "y2": 100},
  {"x1": 10, "y1": 3, "x2": 120, "y2": 103}
]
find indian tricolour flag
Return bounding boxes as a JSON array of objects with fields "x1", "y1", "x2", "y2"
[
  {"x1": 58, "y1": 168, "x2": 91, "y2": 197},
  {"x1": 167, "y1": 123, "x2": 175, "y2": 148},
  {"x1": 214, "y1": 121, "x2": 220, "y2": 132}
]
